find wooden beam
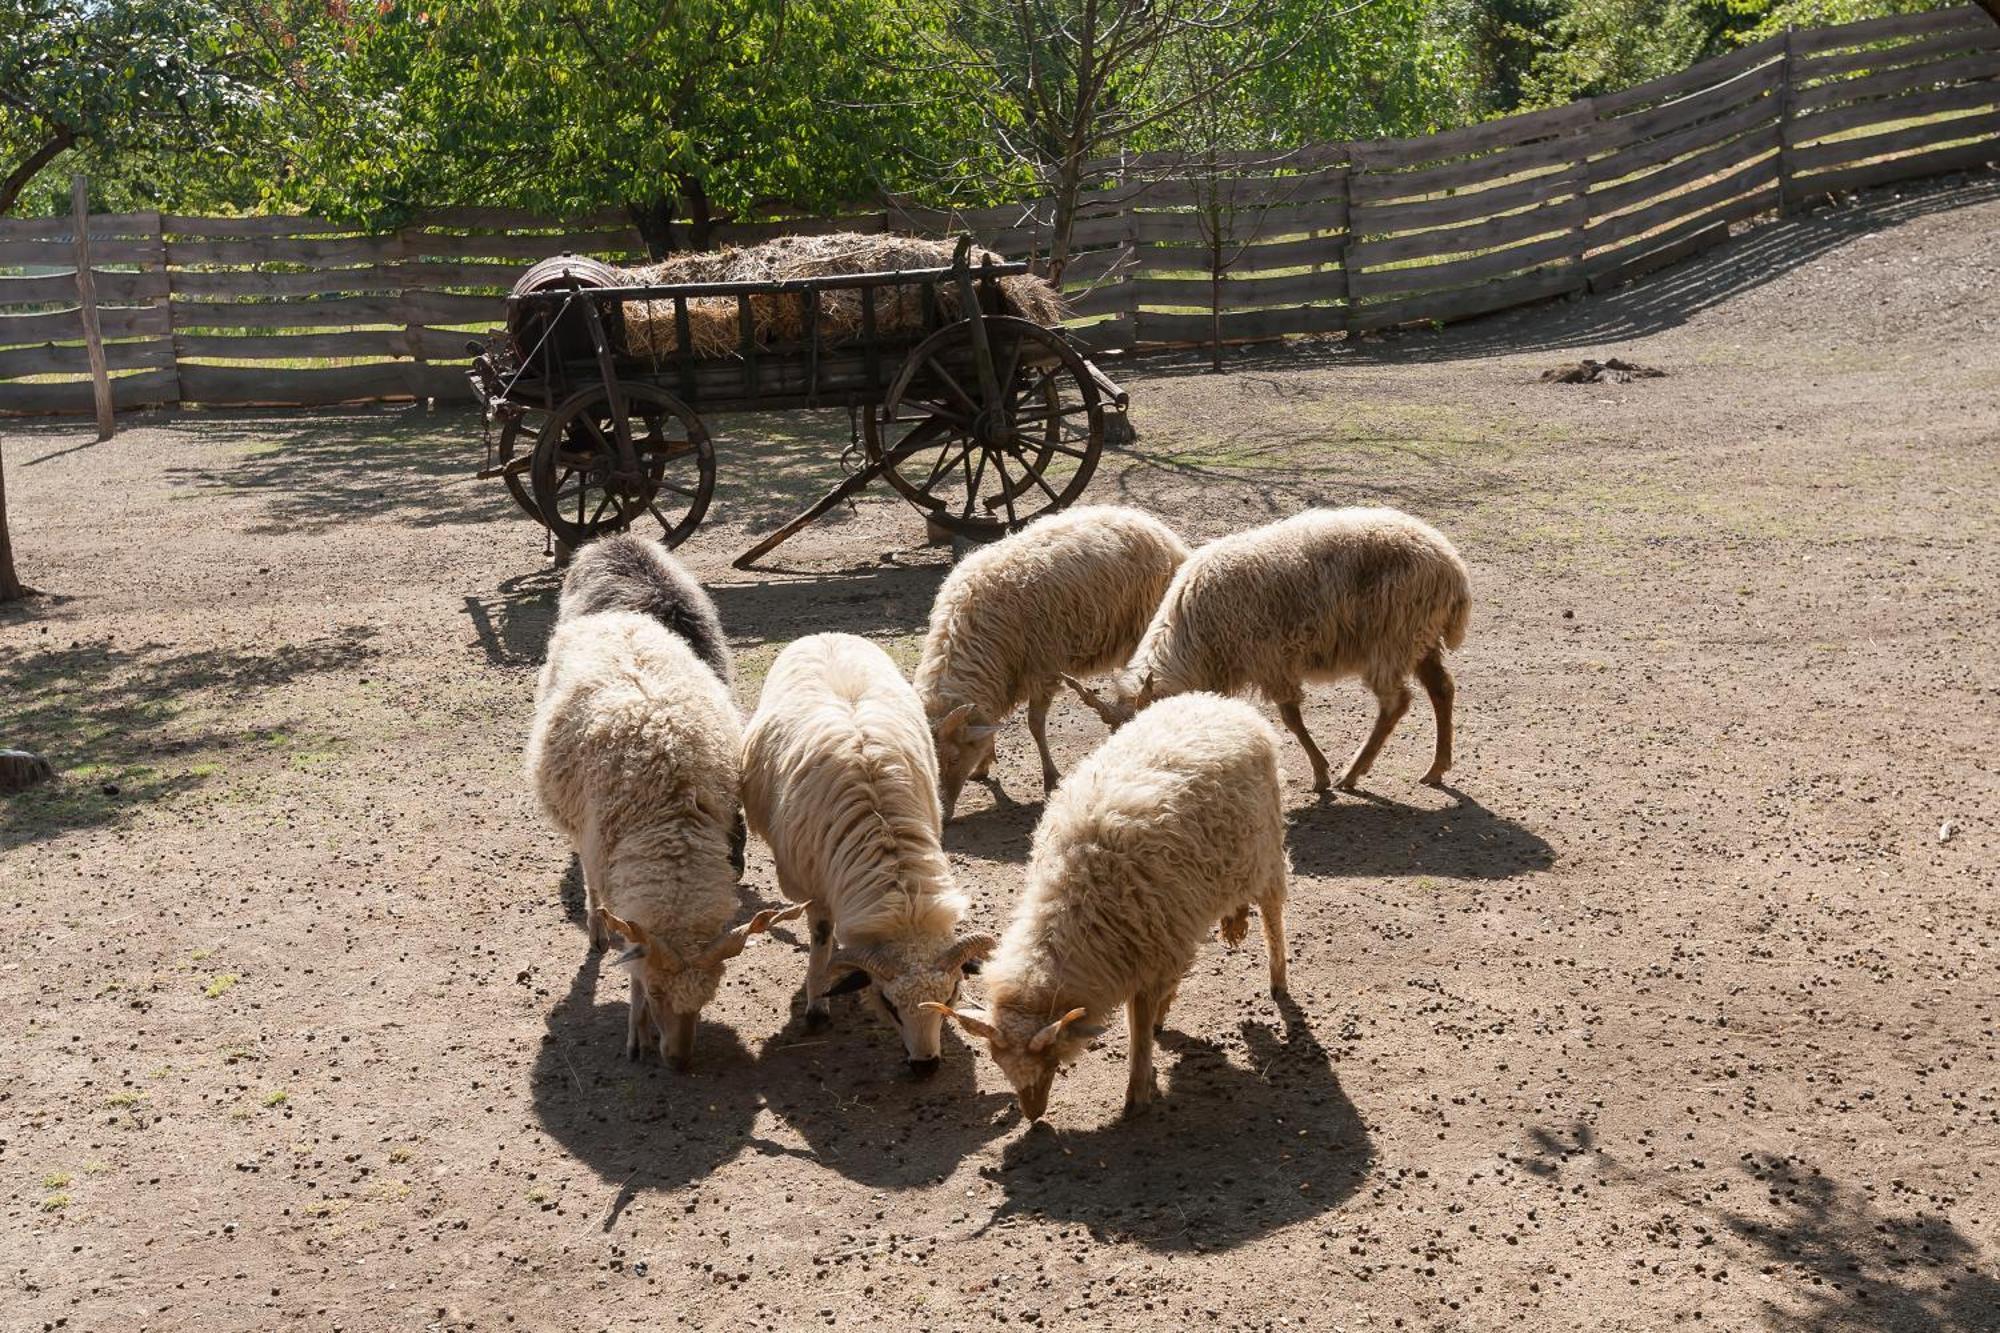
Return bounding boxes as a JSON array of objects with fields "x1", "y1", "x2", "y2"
[
  {"x1": 72, "y1": 174, "x2": 116, "y2": 440},
  {"x1": 1975, "y1": 0, "x2": 1999, "y2": 28}
]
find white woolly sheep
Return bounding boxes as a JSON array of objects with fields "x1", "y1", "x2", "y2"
[
  {"x1": 1066, "y1": 506, "x2": 1470, "y2": 793},
  {"x1": 914, "y1": 505, "x2": 1190, "y2": 819},
  {"x1": 526, "y1": 610, "x2": 796, "y2": 1069},
  {"x1": 741, "y1": 632, "x2": 995, "y2": 1075},
  {"x1": 927, "y1": 692, "x2": 1290, "y2": 1121}
]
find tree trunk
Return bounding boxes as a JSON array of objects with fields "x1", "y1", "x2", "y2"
[
  {"x1": 0, "y1": 129, "x2": 74, "y2": 218},
  {"x1": 628, "y1": 196, "x2": 679, "y2": 259},
  {"x1": 1976, "y1": 0, "x2": 2000, "y2": 28},
  {"x1": 1047, "y1": 159, "x2": 1083, "y2": 285},
  {"x1": 0, "y1": 441, "x2": 27, "y2": 602},
  {"x1": 681, "y1": 177, "x2": 717, "y2": 252}
]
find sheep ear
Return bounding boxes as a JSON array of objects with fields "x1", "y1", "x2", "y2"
[
  {"x1": 599, "y1": 908, "x2": 648, "y2": 949},
  {"x1": 702, "y1": 903, "x2": 804, "y2": 964},
  {"x1": 822, "y1": 966, "x2": 873, "y2": 997},
  {"x1": 936, "y1": 704, "x2": 976, "y2": 739},
  {"x1": 1029, "y1": 1006, "x2": 1094, "y2": 1053},
  {"x1": 964, "y1": 722, "x2": 1001, "y2": 742},
  {"x1": 1060, "y1": 674, "x2": 1119, "y2": 725},
  {"x1": 923, "y1": 1002, "x2": 998, "y2": 1043},
  {"x1": 940, "y1": 931, "x2": 998, "y2": 973},
  {"x1": 1136, "y1": 672, "x2": 1157, "y2": 706}
]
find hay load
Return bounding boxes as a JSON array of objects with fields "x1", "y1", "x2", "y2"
[{"x1": 614, "y1": 232, "x2": 1065, "y2": 360}]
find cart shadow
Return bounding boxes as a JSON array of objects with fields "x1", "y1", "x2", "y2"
[
  {"x1": 463, "y1": 568, "x2": 563, "y2": 667},
  {"x1": 753, "y1": 1003, "x2": 1015, "y2": 1190},
  {"x1": 988, "y1": 994, "x2": 1372, "y2": 1251},
  {"x1": 707, "y1": 560, "x2": 948, "y2": 648}
]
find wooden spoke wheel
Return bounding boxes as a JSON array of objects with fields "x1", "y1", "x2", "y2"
[
  {"x1": 863, "y1": 317, "x2": 1102, "y2": 537},
  {"x1": 495, "y1": 413, "x2": 546, "y2": 523},
  {"x1": 529, "y1": 383, "x2": 715, "y2": 550}
]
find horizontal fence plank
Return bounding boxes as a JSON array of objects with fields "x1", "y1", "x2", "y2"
[
  {"x1": 1350, "y1": 131, "x2": 1588, "y2": 204},
  {"x1": 1587, "y1": 219, "x2": 1733, "y2": 291},
  {"x1": 1135, "y1": 305, "x2": 1342, "y2": 344},
  {"x1": 1794, "y1": 44, "x2": 2000, "y2": 115},
  {"x1": 173, "y1": 329, "x2": 410, "y2": 361},
  {"x1": 1138, "y1": 233, "x2": 1343, "y2": 274},
  {"x1": 0, "y1": 211, "x2": 161, "y2": 243},
  {"x1": 1594, "y1": 90, "x2": 1781, "y2": 185},
  {"x1": 1056, "y1": 246, "x2": 1133, "y2": 284},
  {"x1": 0, "y1": 338, "x2": 173, "y2": 377},
  {"x1": 402, "y1": 291, "x2": 507, "y2": 326},
  {"x1": 171, "y1": 265, "x2": 408, "y2": 299},
  {"x1": 0, "y1": 304, "x2": 170, "y2": 343},
  {"x1": 398, "y1": 259, "x2": 535, "y2": 289},
  {"x1": 1592, "y1": 36, "x2": 1785, "y2": 119},
  {"x1": 1584, "y1": 156, "x2": 1778, "y2": 251},
  {"x1": 168, "y1": 233, "x2": 407, "y2": 266},
  {"x1": 1598, "y1": 58, "x2": 1783, "y2": 151},
  {"x1": 1351, "y1": 100, "x2": 1594, "y2": 167},
  {"x1": 1114, "y1": 164, "x2": 1348, "y2": 210},
  {"x1": 1798, "y1": 21, "x2": 2000, "y2": 81},
  {"x1": 0, "y1": 237, "x2": 161, "y2": 265},
  {"x1": 1789, "y1": 104, "x2": 2000, "y2": 173},
  {"x1": 163, "y1": 214, "x2": 343, "y2": 238},
  {"x1": 1127, "y1": 270, "x2": 1338, "y2": 308},
  {"x1": 1349, "y1": 194, "x2": 1580, "y2": 269},
  {"x1": 0, "y1": 366, "x2": 178, "y2": 414},
  {"x1": 1350, "y1": 228, "x2": 1579, "y2": 300},
  {"x1": 1788, "y1": 133, "x2": 1999, "y2": 197},
  {"x1": 407, "y1": 206, "x2": 629, "y2": 231},
  {"x1": 1587, "y1": 180, "x2": 1778, "y2": 276},
  {"x1": 1351, "y1": 263, "x2": 1579, "y2": 332},
  {"x1": 1791, "y1": 5, "x2": 1990, "y2": 59},
  {"x1": 1786, "y1": 77, "x2": 2000, "y2": 146},
  {"x1": 1350, "y1": 167, "x2": 1577, "y2": 237},
  {"x1": 168, "y1": 295, "x2": 404, "y2": 330},
  {"x1": 405, "y1": 228, "x2": 645, "y2": 262},
  {"x1": 405, "y1": 327, "x2": 502, "y2": 360},
  {"x1": 1590, "y1": 120, "x2": 1778, "y2": 217},
  {"x1": 0, "y1": 269, "x2": 167, "y2": 304},
  {"x1": 177, "y1": 362, "x2": 418, "y2": 406}
]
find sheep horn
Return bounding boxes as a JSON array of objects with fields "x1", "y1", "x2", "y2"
[
  {"x1": 1060, "y1": 674, "x2": 1120, "y2": 725},
  {"x1": 701, "y1": 903, "x2": 804, "y2": 965},
  {"x1": 922, "y1": 1002, "x2": 999, "y2": 1043}
]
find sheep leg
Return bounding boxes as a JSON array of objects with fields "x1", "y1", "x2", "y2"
[
  {"x1": 1414, "y1": 647, "x2": 1456, "y2": 786},
  {"x1": 626, "y1": 973, "x2": 651, "y2": 1060},
  {"x1": 1154, "y1": 981, "x2": 1179, "y2": 1034},
  {"x1": 581, "y1": 853, "x2": 607, "y2": 950},
  {"x1": 1277, "y1": 700, "x2": 1333, "y2": 792},
  {"x1": 1027, "y1": 688, "x2": 1060, "y2": 794},
  {"x1": 1260, "y1": 897, "x2": 1289, "y2": 999},
  {"x1": 804, "y1": 903, "x2": 836, "y2": 1032},
  {"x1": 1337, "y1": 685, "x2": 1412, "y2": 792},
  {"x1": 1124, "y1": 989, "x2": 1161, "y2": 1116}
]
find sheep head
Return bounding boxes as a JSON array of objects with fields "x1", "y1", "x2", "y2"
[
  {"x1": 932, "y1": 703, "x2": 1003, "y2": 821},
  {"x1": 1059, "y1": 673, "x2": 1154, "y2": 732},
  {"x1": 925, "y1": 1001, "x2": 1104, "y2": 1120},
  {"x1": 600, "y1": 904, "x2": 801, "y2": 1066},
  {"x1": 825, "y1": 930, "x2": 998, "y2": 1075}
]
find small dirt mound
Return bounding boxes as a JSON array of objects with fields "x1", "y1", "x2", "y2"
[{"x1": 1540, "y1": 357, "x2": 1667, "y2": 384}]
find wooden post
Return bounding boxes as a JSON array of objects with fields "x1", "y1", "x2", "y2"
[
  {"x1": 1336, "y1": 149, "x2": 1357, "y2": 337},
  {"x1": 1776, "y1": 29, "x2": 1800, "y2": 214},
  {"x1": 70, "y1": 174, "x2": 115, "y2": 439},
  {"x1": 0, "y1": 435, "x2": 25, "y2": 601},
  {"x1": 1569, "y1": 102, "x2": 1601, "y2": 293},
  {"x1": 146, "y1": 210, "x2": 182, "y2": 406}
]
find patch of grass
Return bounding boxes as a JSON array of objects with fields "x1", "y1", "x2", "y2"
[
  {"x1": 388, "y1": 1147, "x2": 413, "y2": 1164},
  {"x1": 42, "y1": 1171, "x2": 72, "y2": 1189},
  {"x1": 40, "y1": 1192, "x2": 70, "y2": 1212},
  {"x1": 105, "y1": 1090, "x2": 147, "y2": 1108},
  {"x1": 262, "y1": 1089, "x2": 289, "y2": 1108},
  {"x1": 203, "y1": 973, "x2": 240, "y2": 999},
  {"x1": 82, "y1": 1161, "x2": 110, "y2": 1176}
]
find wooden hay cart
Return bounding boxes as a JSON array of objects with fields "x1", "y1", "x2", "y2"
[{"x1": 468, "y1": 237, "x2": 1127, "y2": 568}]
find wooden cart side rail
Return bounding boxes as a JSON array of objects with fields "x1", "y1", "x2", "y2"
[{"x1": 506, "y1": 260, "x2": 1035, "y2": 307}]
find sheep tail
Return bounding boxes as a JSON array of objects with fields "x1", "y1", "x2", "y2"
[{"x1": 1440, "y1": 587, "x2": 1471, "y2": 653}]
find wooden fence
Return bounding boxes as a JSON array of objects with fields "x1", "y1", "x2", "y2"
[{"x1": 4, "y1": 5, "x2": 1998, "y2": 415}]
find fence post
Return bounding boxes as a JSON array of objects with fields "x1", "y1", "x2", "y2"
[
  {"x1": 1570, "y1": 100, "x2": 1602, "y2": 294},
  {"x1": 148, "y1": 210, "x2": 183, "y2": 405},
  {"x1": 1336, "y1": 147, "x2": 1357, "y2": 337},
  {"x1": 1777, "y1": 28, "x2": 1800, "y2": 214},
  {"x1": 70, "y1": 174, "x2": 115, "y2": 439}
]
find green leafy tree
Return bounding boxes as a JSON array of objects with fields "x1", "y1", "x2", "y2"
[{"x1": 0, "y1": 0, "x2": 266, "y2": 215}]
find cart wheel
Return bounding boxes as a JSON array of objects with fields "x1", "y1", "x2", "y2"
[
  {"x1": 530, "y1": 383, "x2": 715, "y2": 550},
  {"x1": 495, "y1": 414, "x2": 544, "y2": 523},
  {"x1": 863, "y1": 316, "x2": 1102, "y2": 537}
]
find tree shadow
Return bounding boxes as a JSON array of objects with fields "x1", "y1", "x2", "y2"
[
  {"x1": 706, "y1": 560, "x2": 948, "y2": 648},
  {"x1": 989, "y1": 993, "x2": 1373, "y2": 1251},
  {"x1": 1722, "y1": 1153, "x2": 2000, "y2": 1333},
  {"x1": 753, "y1": 1003, "x2": 1015, "y2": 1191},
  {"x1": 529, "y1": 951, "x2": 774, "y2": 1229},
  {"x1": 1287, "y1": 787, "x2": 1554, "y2": 880},
  {"x1": 463, "y1": 567, "x2": 563, "y2": 667},
  {"x1": 0, "y1": 625, "x2": 382, "y2": 847}
]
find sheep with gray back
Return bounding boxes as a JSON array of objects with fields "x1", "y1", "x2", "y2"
[
  {"x1": 741, "y1": 633, "x2": 995, "y2": 1076},
  {"x1": 1066, "y1": 506, "x2": 1471, "y2": 793},
  {"x1": 558, "y1": 533, "x2": 745, "y2": 871},
  {"x1": 526, "y1": 610, "x2": 796, "y2": 1070},
  {"x1": 914, "y1": 505, "x2": 1189, "y2": 819},
  {"x1": 928, "y1": 693, "x2": 1290, "y2": 1122}
]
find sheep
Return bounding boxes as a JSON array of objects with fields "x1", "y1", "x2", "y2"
[
  {"x1": 926, "y1": 692, "x2": 1289, "y2": 1121},
  {"x1": 557, "y1": 532, "x2": 746, "y2": 872},
  {"x1": 741, "y1": 632, "x2": 996, "y2": 1075},
  {"x1": 1065, "y1": 506, "x2": 1470, "y2": 794},
  {"x1": 913, "y1": 505, "x2": 1190, "y2": 819},
  {"x1": 558, "y1": 532, "x2": 733, "y2": 687},
  {"x1": 527, "y1": 610, "x2": 797, "y2": 1069}
]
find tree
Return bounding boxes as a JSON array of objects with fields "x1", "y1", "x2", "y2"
[
  {"x1": 0, "y1": 0, "x2": 266, "y2": 216},
  {"x1": 279, "y1": 0, "x2": 986, "y2": 253},
  {"x1": 0, "y1": 442, "x2": 27, "y2": 602}
]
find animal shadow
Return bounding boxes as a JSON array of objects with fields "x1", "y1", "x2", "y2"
[
  {"x1": 1289, "y1": 788, "x2": 1554, "y2": 880},
  {"x1": 992, "y1": 993, "x2": 1373, "y2": 1251},
  {"x1": 755, "y1": 1003, "x2": 1014, "y2": 1190}
]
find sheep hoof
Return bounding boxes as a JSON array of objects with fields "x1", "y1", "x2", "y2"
[
  {"x1": 804, "y1": 1007, "x2": 832, "y2": 1034},
  {"x1": 1121, "y1": 1096, "x2": 1154, "y2": 1120},
  {"x1": 1335, "y1": 775, "x2": 1361, "y2": 793},
  {"x1": 1418, "y1": 769, "x2": 1448, "y2": 788}
]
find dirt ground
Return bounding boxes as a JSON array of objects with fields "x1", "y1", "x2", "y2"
[{"x1": 4, "y1": 171, "x2": 1999, "y2": 1333}]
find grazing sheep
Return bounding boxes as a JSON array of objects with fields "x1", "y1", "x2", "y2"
[
  {"x1": 741, "y1": 632, "x2": 995, "y2": 1074},
  {"x1": 557, "y1": 532, "x2": 746, "y2": 872},
  {"x1": 558, "y1": 533, "x2": 733, "y2": 687},
  {"x1": 927, "y1": 693, "x2": 1289, "y2": 1121},
  {"x1": 915, "y1": 505, "x2": 1190, "y2": 819},
  {"x1": 1066, "y1": 506, "x2": 1470, "y2": 793},
  {"x1": 527, "y1": 610, "x2": 796, "y2": 1069}
]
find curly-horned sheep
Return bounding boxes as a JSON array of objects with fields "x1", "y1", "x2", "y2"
[
  {"x1": 741, "y1": 632, "x2": 995, "y2": 1075},
  {"x1": 557, "y1": 532, "x2": 746, "y2": 872},
  {"x1": 558, "y1": 533, "x2": 733, "y2": 687},
  {"x1": 527, "y1": 610, "x2": 796, "y2": 1069},
  {"x1": 1067, "y1": 506, "x2": 1470, "y2": 793},
  {"x1": 928, "y1": 693, "x2": 1290, "y2": 1121},
  {"x1": 914, "y1": 505, "x2": 1190, "y2": 819}
]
